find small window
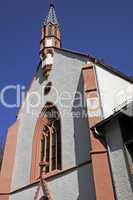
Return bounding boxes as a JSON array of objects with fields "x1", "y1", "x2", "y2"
[
  {"x1": 55, "y1": 28, "x2": 58, "y2": 37},
  {"x1": 48, "y1": 25, "x2": 52, "y2": 36},
  {"x1": 43, "y1": 65, "x2": 52, "y2": 79},
  {"x1": 44, "y1": 82, "x2": 52, "y2": 95}
]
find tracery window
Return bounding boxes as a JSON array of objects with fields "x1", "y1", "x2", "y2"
[{"x1": 40, "y1": 103, "x2": 61, "y2": 175}]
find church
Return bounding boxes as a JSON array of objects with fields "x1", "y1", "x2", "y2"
[{"x1": 0, "y1": 3, "x2": 133, "y2": 200}]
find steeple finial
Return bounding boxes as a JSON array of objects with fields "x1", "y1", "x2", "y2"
[
  {"x1": 44, "y1": 1, "x2": 59, "y2": 26},
  {"x1": 49, "y1": 0, "x2": 55, "y2": 7}
]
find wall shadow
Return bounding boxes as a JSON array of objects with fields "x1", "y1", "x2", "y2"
[
  {"x1": 72, "y1": 71, "x2": 96, "y2": 200},
  {"x1": 35, "y1": 64, "x2": 46, "y2": 84}
]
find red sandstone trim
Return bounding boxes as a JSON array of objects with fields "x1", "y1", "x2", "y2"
[
  {"x1": 0, "y1": 120, "x2": 20, "y2": 200},
  {"x1": 92, "y1": 153, "x2": 115, "y2": 200},
  {"x1": 30, "y1": 119, "x2": 43, "y2": 182},
  {"x1": 0, "y1": 195, "x2": 9, "y2": 200},
  {"x1": 30, "y1": 103, "x2": 62, "y2": 183},
  {"x1": 82, "y1": 64, "x2": 115, "y2": 200}
]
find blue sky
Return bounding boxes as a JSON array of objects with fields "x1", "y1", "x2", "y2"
[{"x1": 0, "y1": 0, "x2": 133, "y2": 142}]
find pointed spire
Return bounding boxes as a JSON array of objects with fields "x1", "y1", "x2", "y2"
[{"x1": 44, "y1": 2, "x2": 59, "y2": 26}]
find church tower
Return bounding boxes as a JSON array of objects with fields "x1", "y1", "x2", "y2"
[
  {"x1": 40, "y1": 3, "x2": 61, "y2": 58},
  {"x1": 40, "y1": 3, "x2": 61, "y2": 78}
]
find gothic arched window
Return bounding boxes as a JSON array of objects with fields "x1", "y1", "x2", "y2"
[
  {"x1": 31, "y1": 102, "x2": 62, "y2": 182},
  {"x1": 40, "y1": 103, "x2": 62, "y2": 175}
]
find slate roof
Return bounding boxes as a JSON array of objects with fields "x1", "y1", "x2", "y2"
[
  {"x1": 44, "y1": 4, "x2": 59, "y2": 26},
  {"x1": 91, "y1": 101, "x2": 133, "y2": 134}
]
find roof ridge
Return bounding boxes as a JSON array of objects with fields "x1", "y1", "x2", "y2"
[{"x1": 54, "y1": 47, "x2": 133, "y2": 83}]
